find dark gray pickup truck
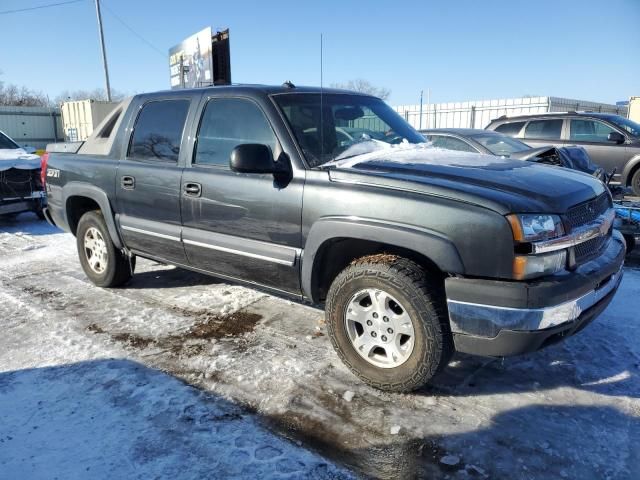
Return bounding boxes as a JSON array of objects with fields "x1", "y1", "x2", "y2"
[{"x1": 42, "y1": 84, "x2": 626, "y2": 392}]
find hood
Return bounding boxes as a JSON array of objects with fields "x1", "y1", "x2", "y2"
[
  {"x1": 0, "y1": 148, "x2": 41, "y2": 171},
  {"x1": 326, "y1": 143, "x2": 605, "y2": 214},
  {"x1": 509, "y1": 146, "x2": 557, "y2": 161}
]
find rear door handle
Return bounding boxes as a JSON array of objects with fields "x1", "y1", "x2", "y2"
[
  {"x1": 121, "y1": 176, "x2": 135, "y2": 189},
  {"x1": 184, "y1": 182, "x2": 202, "y2": 197}
]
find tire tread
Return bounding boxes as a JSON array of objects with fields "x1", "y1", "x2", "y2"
[{"x1": 326, "y1": 254, "x2": 453, "y2": 392}]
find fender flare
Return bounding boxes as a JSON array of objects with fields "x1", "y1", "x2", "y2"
[
  {"x1": 301, "y1": 216, "x2": 464, "y2": 302},
  {"x1": 62, "y1": 182, "x2": 124, "y2": 249},
  {"x1": 621, "y1": 154, "x2": 640, "y2": 186}
]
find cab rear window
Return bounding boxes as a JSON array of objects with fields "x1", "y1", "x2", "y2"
[{"x1": 128, "y1": 100, "x2": 189, "y2": 163}]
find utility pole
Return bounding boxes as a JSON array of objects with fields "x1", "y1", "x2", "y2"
[
  {"x1": 419, "y1": 90, "x2": 423, "y2": 130},
  {"x1": 94, "y1": 0, "x2": 112, "y2": 102},
  {"x1": 426, "y1": 88, "x2": 431, "y2": 129}
]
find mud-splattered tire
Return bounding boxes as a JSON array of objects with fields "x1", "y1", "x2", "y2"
[
  {"x1": 76, "y1": 210, "x2": 134, "y2": 287},
  {"x1": 325, "y1": 255, "x2": 453, "y2": 392}
]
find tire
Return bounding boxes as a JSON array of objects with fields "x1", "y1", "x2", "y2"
[
  {"x1": 76, "y1": 210, "x2": 134, "y2": 287},
  {"x1": 325, "y1": 255, "x2": 453, "y2": 392},
  {"x1": 632, "y1": 168, "x2": 640, "y2": 197},
  {"x1": 623, "y1": 234, "x2": 636, "y2": 253}
]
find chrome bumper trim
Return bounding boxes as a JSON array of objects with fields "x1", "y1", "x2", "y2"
[
  {"x1": 121, "y1": 225, "x2": 181, "y2": 242},
  {"x1": 447, "y1": 265, "x2": 623, "y2": 334},
  {"x1": 531, "y1": 209, "x2": 615, "y2": 254}
]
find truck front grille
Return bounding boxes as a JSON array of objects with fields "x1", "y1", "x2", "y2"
[
  {"x1": 574, "y1": 235, "x2": 609, "y2": 265},
  {"x1": 566, "y1": 193, "x2": 611, "y2": 230}
]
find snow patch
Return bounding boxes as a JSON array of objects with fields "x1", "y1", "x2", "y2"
[
  {"x1": 440, "y1": 454, "x2": 461, "y2": 466},
  {"x1": 324, "y1": 139, "x2": 505, "y2": 169}
]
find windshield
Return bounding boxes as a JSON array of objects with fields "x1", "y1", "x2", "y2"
[
  {"x1": 0, "y1": 131, "x2": 19, "y2": 150},
  {"x1": 604, "y1": 115, "x2": 640, "y2": 137},
  {"x1": 470, "y1": 133, "x2": 530, "y2": 156},
  {"x1": 273, "y1": 93, "x2": 425, "y2": 167}
]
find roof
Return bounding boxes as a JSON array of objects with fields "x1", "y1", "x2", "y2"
[
  {"x1": 135, "y1": 84, "x2": 370, "y2": 99},
  {"x1": 492, "y1": 111, "x2": 625, "y2": 122},
  {"x1": 420, "y1": 128, "x2": 500, "y2": 135}
]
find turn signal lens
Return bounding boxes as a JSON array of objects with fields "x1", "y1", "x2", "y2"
[{"x1": 513, "y1": 250, "x2": 567, "y2": 280}]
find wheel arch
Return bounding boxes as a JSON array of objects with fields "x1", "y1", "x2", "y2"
[
  {"x1": 302, "y1": 217, "x2": 464, "y2": 303},
  {"x1": 622, "y1": 154, "x2": 640, "y2": 186},
  {"x1": 63, "y1": 182, "x2": 123, "y2": 249}
]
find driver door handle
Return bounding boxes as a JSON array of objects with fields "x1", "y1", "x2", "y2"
[
  {"x1": 184, "y1": 182, "x2": 202, "y2": 197},
  {"x1": 121, "y1": 175, "x2": 135, "y2": 190}
]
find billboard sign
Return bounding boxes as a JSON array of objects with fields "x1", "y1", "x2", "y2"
[{"x1": 169, "y1": 27, "x2": 213, "y2": 89}]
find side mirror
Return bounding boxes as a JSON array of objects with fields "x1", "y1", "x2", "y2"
[
  {"x1": 230, "y1": 144, "x2": 278, "y2": 174},
  {"x1": 607, "y1": 131, "x2": 625, "y2": 144},
  {"x1": 22, "y1": 145, "x2": 37, "y2": 154}
]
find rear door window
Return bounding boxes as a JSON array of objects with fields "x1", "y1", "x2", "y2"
[
  {"x1": 128, "y1": 99, "x2": 190, "y2": 162},
  {"x1": 523, "y1": 119, "x2": 563, "y2": 140},
  {"x1": 569, "y1": 119, "x2": 617, "y2": 143},
  {"x1": 493, "y1": 121, "x2": 525, "y2": 137}
]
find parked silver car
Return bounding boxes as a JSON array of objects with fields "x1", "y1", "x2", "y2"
[{"x1": 485, "y1": 112, "x2": 640, "y2": 195}]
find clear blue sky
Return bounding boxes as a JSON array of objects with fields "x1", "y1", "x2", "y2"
[{"x1": 1, "y1": 0, "x2": 638, "y2": 105}]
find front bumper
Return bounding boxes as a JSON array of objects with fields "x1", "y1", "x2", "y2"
[{"x1": 446, "y1": 230, "x2": 626, "y2": 357}]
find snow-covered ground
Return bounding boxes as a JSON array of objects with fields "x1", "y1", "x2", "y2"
[{"x1": 1, "y1": 213, "x2": 638, "y2": 479}]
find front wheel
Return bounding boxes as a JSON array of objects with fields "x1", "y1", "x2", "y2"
[
  {"x1": 76, "y1": 211, "x2": 134, "y2": 287},
  {"x1": 632, "y1": 169, "x2": 640, "y2": 197},
  {"x1": 325, "y1": 255, "x2": 452, "y2": 392}
]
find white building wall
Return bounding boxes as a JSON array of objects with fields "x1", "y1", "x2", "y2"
[
  {"x1": 394, "y1": 96, "x2": 628, "y2": 130},
  {"x1": 61, "y1": 100, "x2": 118, "y2": 142}
]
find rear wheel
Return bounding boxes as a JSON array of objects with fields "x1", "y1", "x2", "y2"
[
  {"x1": 631, "y1": 168, "x2": 640, "y2": 197},
  {"x1": 76, "y1": 211, "x2": 134, "y2": 287},
  {"x1": 325, "y1": 255, "x2": 452, "y2": 392},
  {"x1": 34, "y1": 205, "x2": 46, "y2": 220}
]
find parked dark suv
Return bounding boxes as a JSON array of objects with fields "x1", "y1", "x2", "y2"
[{"x1": 486, "y1": 112, "x2": 640, "y2": 195}]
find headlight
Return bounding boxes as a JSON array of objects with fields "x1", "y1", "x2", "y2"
[
  {"x1": 507, "y1": 214, "x2": 564, "y2": 243},
  {"x1": 513, "y1": 250, "x2": 567, "y2": 280}
]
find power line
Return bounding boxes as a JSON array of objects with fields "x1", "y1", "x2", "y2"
[
  {"x1": 100, "y1": 0, "x2": 166, "y2": 58},
  {"x1": 0, "y1": 0, "x2": 84, "y2": 15}
]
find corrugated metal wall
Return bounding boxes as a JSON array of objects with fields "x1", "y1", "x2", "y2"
[
  {"x1": 394, "y1": 96, "x2": 629, "y2": 130},
  {"x1": 0, "y1": 106, "x2": 63, "y2": 149}
]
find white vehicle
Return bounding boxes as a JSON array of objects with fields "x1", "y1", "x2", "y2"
[{"x1": 0, "y1": 130, "x2": 46, "y2": 218}]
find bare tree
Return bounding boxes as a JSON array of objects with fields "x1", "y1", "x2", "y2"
[
  {"x1": 0, "y1": 73, "x2": 49, "y2": 107},
  {"x1": 55, "y1": 88, "x2": 126, "y2": 104},
  {"x1": 330, "y1": 79, "x2": 391, "y2": 100}
]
